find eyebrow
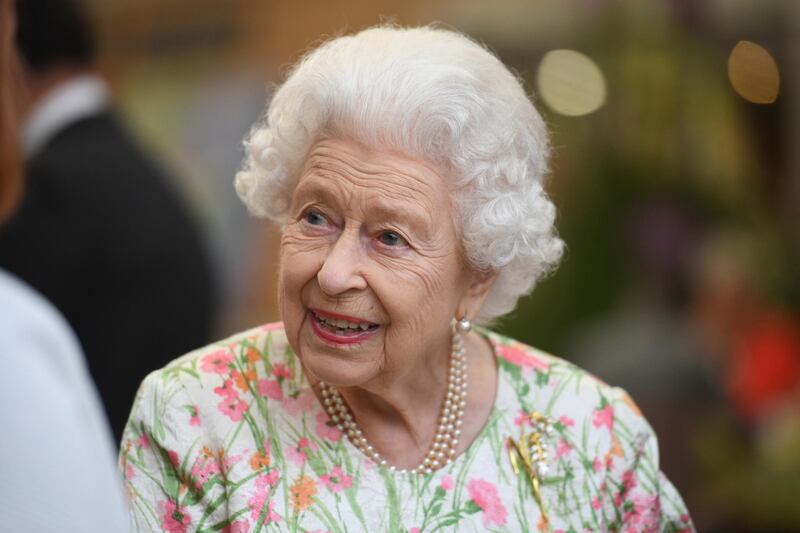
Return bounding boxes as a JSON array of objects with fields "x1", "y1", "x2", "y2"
[
  {"x1": 368, "y1": 198, "x2": 434, "y2": 241},
  {"x1": 293, "y1": 179, "x2": 344, "y2": 210}
]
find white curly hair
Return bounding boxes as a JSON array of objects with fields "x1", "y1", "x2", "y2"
[{"x1": 235, "y1": 25, "x2": 564, "y2": 324}]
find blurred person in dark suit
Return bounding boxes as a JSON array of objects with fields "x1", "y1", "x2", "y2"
[
  {"x1": 0, "y1": 0, "x2": 129, "y2": 528},
  {"x1": 0, "y1": 0, "x2": 217, "y2": 441}
]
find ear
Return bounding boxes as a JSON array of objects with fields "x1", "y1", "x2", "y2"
[{"x1": 456, "y1": 269, "x2": 498, "y2": 323}]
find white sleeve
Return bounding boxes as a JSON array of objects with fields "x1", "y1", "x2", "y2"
[{"x1": 0, "y1": 271, "x2": 130, "y2": 532}]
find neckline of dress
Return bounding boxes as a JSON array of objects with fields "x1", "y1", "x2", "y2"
[{"x1": 300, "y1": 328, "x2": 508, "y2": 479}]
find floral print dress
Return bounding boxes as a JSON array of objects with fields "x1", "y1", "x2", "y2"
[{"x1": 120, "y1": 323, "x2": 694, "y2": 532}]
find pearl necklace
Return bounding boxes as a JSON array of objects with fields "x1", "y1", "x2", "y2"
[{"x1": 319, "y1": 329, "x2": 468, "y2": 475}]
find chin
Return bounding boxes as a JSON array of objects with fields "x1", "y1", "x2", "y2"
[
  {"x1": 302, "y1": 352, "x2": 381, "y2": 388},
  {"x1": 298, "y1": 336, "x2": 381, "y2": 387}
]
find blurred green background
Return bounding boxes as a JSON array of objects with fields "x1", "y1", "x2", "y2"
[{"x1": 83, "y1": 0, "x2": 799, "y2": 530}]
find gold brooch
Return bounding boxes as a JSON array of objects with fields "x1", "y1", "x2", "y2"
[{"x1": 507, "y1": 411, "x2": 553, "y2": 528}]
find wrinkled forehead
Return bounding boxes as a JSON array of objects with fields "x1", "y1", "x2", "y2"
[{"x1": 293, "y1": 138, "x2": 453, "y2": 220}]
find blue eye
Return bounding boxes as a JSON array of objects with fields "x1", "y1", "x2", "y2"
[
  {"x1": 304, "y1": 210, "x2": 326, "y2": 225},
  {"x1": 378, "y1": 231, "x2": 406, "y2": 247}
]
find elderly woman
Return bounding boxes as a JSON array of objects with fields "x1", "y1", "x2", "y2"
[{"x1": 121, "y1": 26, "x2": 693, "y2": 532}]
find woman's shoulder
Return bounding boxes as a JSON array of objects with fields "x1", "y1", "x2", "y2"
[
  {"x1": 129, "y1": 322, "x2": 295, "y2": 424},
  {"x1": 123, "y1": 322, "x2": 299, "y2": 460},
  {"x1": 485, "y1": 328, "x2": 610, "y2": 389},
  {"x1": 148, "y1": 322, "x2": 294, "y2": 379},
  {"x1": 165, "y1": 321, "x2": 290, "y2": 372},
  {"x1": 483, "y1": 329, "x2": 694, "y2": 531},
  {"x1": 485, "y1": 328, "x2": 653, "y2": 442}
]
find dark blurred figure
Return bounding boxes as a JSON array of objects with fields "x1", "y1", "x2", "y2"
[{"x1": 0, "y1": 0, "x2": 217, "y2": 441}]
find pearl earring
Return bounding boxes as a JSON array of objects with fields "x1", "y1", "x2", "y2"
[{"x1": 456, "y1": 317, "x2": 472, "y2": 334}]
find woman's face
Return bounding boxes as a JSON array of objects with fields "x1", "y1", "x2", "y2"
[{"x1": 280, "y1": 137, "x2": 483, "y2": 388}]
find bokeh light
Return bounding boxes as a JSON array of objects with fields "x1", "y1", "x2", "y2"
[
  {"x1": 728, "y1": 40, "x2": 780, "y2": 104},
  {"x1": 536, "y1": 49, "x2": 607, "y2": 116}
]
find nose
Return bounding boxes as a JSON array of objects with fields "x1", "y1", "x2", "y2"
[{"x1": 317, "y1": 229, "x2": 368, "y2": 296}]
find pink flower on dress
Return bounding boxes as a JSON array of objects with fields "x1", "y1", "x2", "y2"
[
  {"x1": 167, "y1": 450, "x2": 180, "y2": 470},
  {"x1": 189, "y1": 405, "x2": 200, "y2": 426},
  {"x1": 622, "y1": 470, "x2": 637, "y2": 494},
  {"x1": 558, "y1": 415, "x2": 575, "y2": 427},
  {"x1": 514, "y1": 410, "x2": 531, "y2": 427},
  {"x1": 496, "y1": 344, "x2": 549, "y2": 372},
  {"x1": 315, "y1": 411, "x2": 342, "y2": 442},
  {"x1": 248, "y1": 472, "x2": 282, "y2": 523},
  {"x1": 286, "y1": 447, "x2": 305, "y2": 467},
  {"x1": 201, "y1": 350, "x2": 234, "y2": 374},
  {"x1": 286, "y1": 437, "x2": 317, "y2": 467},
  {"x1": 257, "y1": 379, "x2": 283, "y2": 400},
  {"x1": 441, "y1": 474, "x2": 454, "y2": 491},
  {"x1": 319, "y1": 466, "x2": 352, "y2": 493},
  {"x1": 592, "y1": 495, "x2": 602, "y2": 510},
  {"x1": 282, "y1": 389, "x2": 316, "y2": 417},
  {"x1": 555, "y1": 438, "x2": 572, "y2": 459},
  {"x1": 218, "y1": 396, "x2": 248, "y2": 422},
  {"x1": 214, "y1": 379, "x2": 237, "y2": 399},
  {"x1": 221, "y1": 450, "x2": 246, "y2": 476},
  {"x1": 593, "y1": 458, "x2": 603, "y2": 472},
  {"x1": 592, "y1": 405, "x2": 614, "y2": 431},
  {"x1": 191, "y1": 454, "x2": 220, "y2": 490},
  {"x1": 248, "y1": 495, "x2": 280, "y2": 524},
  {"x1": 410, "y1": 528, "x2": 421, "y2": 533},
  {"x1": 258, "y1": 469, "x2": 281, "y2": 488},
  {"x1": 159, "y1": 499, "x2": 191, "y2": 533},
  {"x1": 272, "y1": 363, "x2": 292, "y2": 379},
  {"x1": 222, "y1": 520, "x2": 249, "y2": 533},
  {"x1": 467, "y1": 478, "x2": 508, "y2": 527},
  {"x1": 623, "y1": 494, "x2": 660, "y2": 532},
  {"x1": 124, "y1": 464, "x2": 135, "y2": 480}
]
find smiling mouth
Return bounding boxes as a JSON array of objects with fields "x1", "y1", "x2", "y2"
[{"x1": 310, "y1": 310, "x2": 380, "y2": 337}]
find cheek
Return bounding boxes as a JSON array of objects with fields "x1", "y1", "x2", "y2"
[
  {"x1": 375, "y1": 254, "x2": 463, "y2": 338},
  {"x1": 279, "y1": 228, "x2": 329, "y2": 279},
  {"x1": 392, "y1": 247, "x2": 465, "y2": 309},
  {"x1": 376, "y1": 271, "x2": 455, "y2": 373},
  {"x1": 278, "y1": 231, "x2": 327, "y2": 335}
]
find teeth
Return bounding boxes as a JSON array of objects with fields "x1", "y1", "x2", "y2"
[{"x1": 316, "y1": 314, "x2": 373, "y2": 331}]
